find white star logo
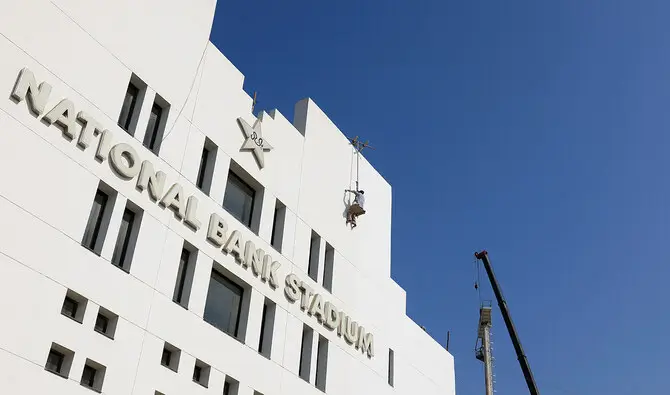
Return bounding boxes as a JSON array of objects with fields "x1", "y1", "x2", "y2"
[{"x1": 237, "y1": 117, "x2": 273, "y2": 168}]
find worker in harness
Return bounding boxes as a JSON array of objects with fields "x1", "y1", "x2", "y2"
[{"x1": 345, "y1": 189, "x2": 365, "y2": 228}]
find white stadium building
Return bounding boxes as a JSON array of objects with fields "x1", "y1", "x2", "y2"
[{"x1": 0, "y1": 1, "x2": 456, "y2": 395}]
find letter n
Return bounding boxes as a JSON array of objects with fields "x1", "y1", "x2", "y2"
[{"x1": 11, "y1": 68, "x2": 52, "y2": 116}]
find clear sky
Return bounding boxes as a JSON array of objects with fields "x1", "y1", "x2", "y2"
[{"x1": 210, "y1": 1, "x2": 669, "y2": 394}]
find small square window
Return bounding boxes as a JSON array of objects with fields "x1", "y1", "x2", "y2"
[
  {"x1": 61, "y1": 297, "x2": 78, "y2": 319},
  {"x1": 44, "y1": 343, "x2": 74, "y2": 378},
  {"x1": 223, "y1": 378, "x2": 239, "y2": 395},
  {"x1": 94, "y1": 307, "x2": 118, "y2": 339},
  {"x1": 80, "y1": 359, "x2": 106, "y2": 392},
  {"x1": 61, "y1": 290, "x2": 87, "y2": 323},
  {"x1": 161, "y1": 342, "x2": 180, "y2": 372},
  {"x1": 192, "y1": 360, "x2": 210, "y2": 387}
]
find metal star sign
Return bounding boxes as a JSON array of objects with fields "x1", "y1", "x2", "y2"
[{"x1": 237, "y1": 117, "x2": 273, "y2": 168}]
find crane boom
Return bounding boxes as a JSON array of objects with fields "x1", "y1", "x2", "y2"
[{"x1": 475, "y1": 250, "x2": 540, "y2": 395}]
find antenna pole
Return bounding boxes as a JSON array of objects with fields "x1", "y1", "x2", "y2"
[{"x1": 475, "y1": 250, "x2": 540, "y2": 395}]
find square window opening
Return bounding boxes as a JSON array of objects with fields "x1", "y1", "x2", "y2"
[
  {"x1": 111, "y1": 202, "x2": 143, "y2": 272},
  {"x1": 81, "y1": 184, "x2": 116, "y2": 255},
  {"x1": 80, "y1": 359, "x2": 106, "y2": 392},
  {"x1": 203, "y1": 265, "x2": 250, "y2": 341},
  {"x1": 270, "y1": 199, "x2": 286, "y2": 252},
  {"x1": 44, "y1": 343, "x2": 74, "y2": 378},
  {"x1": 223, "y1": 377, "x2": 239, "y2": 395},
  {"x1": 143, "y1": 93, "x2": 170, "y2": 154},
  {"x1": 192, "y1": 360, "x2": 210, "y2": 388},
  {"x1": 223, "y1": 162, "x2": 264, "y2": 234},
  {"x1": 94, "y1": 307, "x2": 118, "y2": 339},
  {"x1": 61, "y1": 290, "x2": 87, "y2": 323},
  {"x1": 118, "y1": 74, "x2": 147, "y2": 135},
  {"x1": 307, "y1": 231, "x2": 321, "y2": 282},
  {"x1": 161, "y1": 342, "x2": 181, "y2": 372},
  {"x1": 196, "y1": 138, "x2": 217, "y2": 195},
  {"x1": 172, "y1": 243, "x2": 197, "y2": 308}
]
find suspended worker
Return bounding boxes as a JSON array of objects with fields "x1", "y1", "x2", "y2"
[{"x1": 345, "y1": 189, "x2": 365, "y2": 228}]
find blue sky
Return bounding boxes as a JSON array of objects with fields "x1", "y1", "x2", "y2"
[{"x1": 210, "y1": 1, "x2": 669, "y2": 394}]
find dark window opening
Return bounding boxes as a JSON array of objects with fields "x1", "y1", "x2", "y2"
[
  {"x1": 173, "y1": 247, "x2": 195, "y2": 307},
  {"x1": 270, "y1": 200, "x2": 286, "y2": 252},
  {"x1": 95, "y1": 314, "x2": 108, "y2": 333},
  {"x1": 315, "y1": 335, "x2": 329, "y2": 391},
  {"x1": 143, "y1": 100, "x2": 168, "y2": 153},
  {"x1": 196, "y1": 139, "x2": 217, "y2": 194},
  {"x1": 203, "y1": 270, "x2": 244, "y2": 338},
  {"x1": 308, "y1": 231, "x2": 321, "y2": 282},
  {"x1": 223, "y1": 172, "x2": 255, "y2": 228},
  {"x1": 46, "y1": 350, "x2": 64, "y2": 374},
  {"x1": 118, "y1": 83, "x2": 139, "y2": 132},
  {"x1": 61, "y1": 297, "x2": 78, "y2": 320},
  {"x1": 388, "y1": 349, "x2": 395, "y2": 387},
  {"x1": 298, "y1": 325, "x2": 313, "y2": 381},
  {"x1": 111, "y1": 207, "x2": 138, "y2": 271},
  {"x1": 258, "y1": 298, "x2": 276, "y2": 358},
  {"x1": 82, "y1": 189, "x2": 110, "y2": 253}
]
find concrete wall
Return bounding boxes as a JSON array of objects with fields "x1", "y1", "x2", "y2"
[{"x1": 0, "y1": 1, "x2": 455, "y2": 395}]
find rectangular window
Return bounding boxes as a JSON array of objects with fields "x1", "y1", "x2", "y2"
[
  {"x1": 161, "y1": 342, "x2": 180, "y2": 372},
  {"x1": 298, "y1": 324, "x2": 314, "y2": 382},
  {"x1": 173, "y1": 246, "x2": 196, "y2": 308},
  {"x1": 196, "y1": 138, "x2": 217, "y2": 194},
  {"x1": 45, "y1": 343, "x2": 74, "y2": 378},
  {"x1": 94, "y1": 307, "x2": 118, "y2": 339},
  {"x1": 61, "y1": 290, "x2": 87, "y2": 323},
  {"x1": 118, "y1": 82, "x2": 139, "y2": 132},
  {"x1": 61, "y1": 297, "x2": 78, "y2": 320},
  {"x1": 270, "y1": 200, "x2": 286, "y2": 252},
  {"x1": 308, "y1": 231, "x2": 321, "y2": 282},
  {"x1": 223, "y1": 379, "x2": 239, "y2": 395},
  {"x1": 46, "y1": 350, "x2": 64, "y2": 374},
  {"x1": 258, "y1": 298, "x2": 276, "y2": 358},
  {"x1": 143, "y1": 96, "x2": 169, "y2": 153},
  {"x1": 203, "y1": 270, "x2": 244, "y2": 337},
  {"x1": 323, "y1": 243, "x2": 334, "y2": 292},
  {"x1": 192, "y1": 360, "x2": 210, "y2": 387},
  {"x1": 111, "y1": 205, "x2": 142, "y2": 271},
  {"x1": 80, "y1": 359, "x2": 106, "y2": 392},
  {"x1": 223, "y1": 171, "x2": 255, "y2": 228},
  {"x1": 315, "y1": 335, "x2": 329, "y2": 392},
  {"x1": 82, "y1": 188, "x2": 114, "y2": 254},
  {"x1": 388, "y1": 349, "x2": 394, "y2": 387}
]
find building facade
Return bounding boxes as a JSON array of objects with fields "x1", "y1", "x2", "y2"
[{"x1": 0, "y1": 1, "x2": 456, "y2": 395}]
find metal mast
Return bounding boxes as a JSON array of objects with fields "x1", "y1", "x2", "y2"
[
  {"x1": 476, "y1": 305, "x2": 494, "y2": 395},
  {"x1": 475, "y1": 250, "x2": 540, "y2": 395}
]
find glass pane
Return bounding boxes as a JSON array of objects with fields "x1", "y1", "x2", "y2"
[
  {"x1": 174, "y1": 249, "x2": 190, "y2": 304},
  {"x1": 196, "y1": 147, "x2": 210, "y2": 189},
  {"x1": 118, "y1": 84, "x2": 139, "y2": 131},
  {"x1": 112, "y1": 209, "x2": 134, "y2": 268},
  {"x1": 223, "y1": 174, "x2": 255, "y2": 227},
  {"x1": 46, "y1": 351, "x2": 64, "y2": 372},
  {"x1": 61, "y1": 297, "x2": 78, "y2": 319},
  {"x1": 82, "y1": 190, "x2": 108, "y2": 251},
  {"x1": 143, "y1": 104, "x2": 162, "y2": 150},
  {"x1": 203, "y1": 272, "x2": 243, "y2": 337},
  {"x1": 95, "y1": 314, "x2": 109, "y2": 333},
  {"x1": 82, "y1": 366, "x2": 96, "y2": 387}
]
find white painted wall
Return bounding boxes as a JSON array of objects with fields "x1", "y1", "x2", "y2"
[{"x1": 0, "y1": 1, "x2": 456, "y2": 395}]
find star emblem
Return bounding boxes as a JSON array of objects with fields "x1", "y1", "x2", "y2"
[{"x1": 237, "y1": 117, "x2": 273, "y2": 168}]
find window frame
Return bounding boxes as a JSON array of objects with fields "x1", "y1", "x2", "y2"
[
  {"x1": 203, "y1": 269, "x2": 245, "y2": 338},
  {"x1": 82, "y1": 189, "x2": 110, "y2": 254},
  {"x1": 223, "y1": 171, "x2": 256, "y2": 228}
]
